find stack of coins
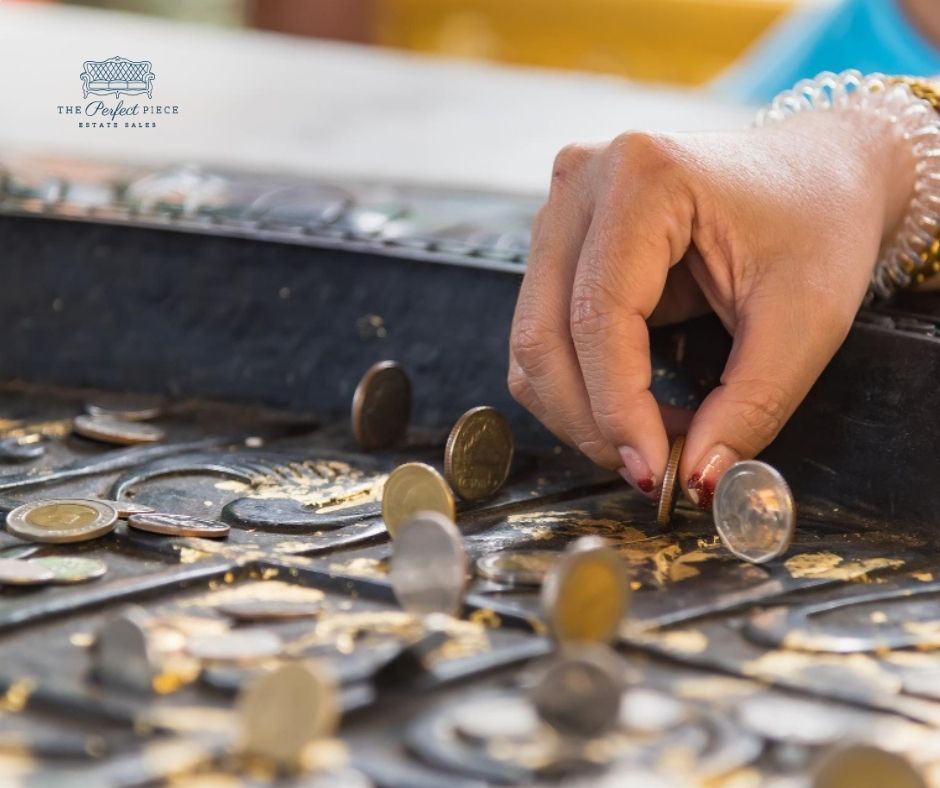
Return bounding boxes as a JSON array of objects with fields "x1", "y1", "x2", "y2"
[{"x1": 73, "y1": 397, "x2": 166, "y2": 446}]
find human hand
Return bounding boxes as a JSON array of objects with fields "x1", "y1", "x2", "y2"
[{"x1": 508, "y1": 110, "x2": 914, "y2": 507}]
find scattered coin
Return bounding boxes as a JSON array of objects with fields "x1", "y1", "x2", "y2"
[
  {"x1": 713, "y1": 460, "x2": 795, "y2": 564},
  {"x1": 351, "y1": 360, "x2": 411, "y2": 451},
  {"x1": 0, "y1": 557, "x2": 55, "y2": 585},
  {"x1": 93, "y1": 607, "x2": 159, "y2": 693},
  {"x1": 813, "y1": 744, "x2": 925, "y2": 788},
  {"x1": 444, "y1": 406, "x2": 514, "y2": 500},
  {"x1": 214, "y1": 599, "x2": 322, "y2": 622},
  {"x1": 656, "y1": 434, "x2": 685, "y2": 528},
  {"x1": 529, "y1": 644, "x2": 625, "y2": 738},
  {"x1": 476, "y1": 550, "x2": 558, "y2": 587},
  {"x1": 0, "y1": 544, "x2": 40, "y2": 560},
  {"x1": 381, "y1": 462, "x2": 456, "y2": 539},
  {"x1": 86, "y1": 396, "x2": 165, "y2": 422},
  {"x1": 30, "y1": 556, "x2": 107, "y2": 584},
  {"x1": 390, "y1": 511, "x2": 467, "y2": 617},
  {"x1": 238, "y1": 661, "x2": 339, "y2": 768},
  {"x1": 0, "y1": 436, "x2": 44, "y2": 462},
  {"x1": 6, "y1": 499, "x2": 118, "y2": 544},
  {"x1": 541, "y1": 536, "x2": 630, "y2": 644},
  {"x1": 186, "y1": 629, "x2": 283, "y2": 663},
  {"x1": 619, "y1": 688, "x2": 687, "y2": 734},
  {"x1": 452, "y1": 694, "x2": 541, "y2": 744},
  {"x1": 72, "y1": 414, "x2": 165, "y2": 445},
  {"x1": 84, "y1": 499, "x2": 156, "y2": 519},
  {"x1": 127, "y1": 513, "x2": 230, "y2": 539},
  {"x1": 736, "y1": 693, "x2": 850, "y2": 746}
]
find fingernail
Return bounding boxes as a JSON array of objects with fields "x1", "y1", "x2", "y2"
[
  {"x1": 687, "y1": 444, "x2": 740, "y2": 510},
  {"x1": 618, "y1": 446, "x2": 656, "y2": 498}
]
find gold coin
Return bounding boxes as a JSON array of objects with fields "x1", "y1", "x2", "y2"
[
  {"x1": 238, "y1": 661, "x2": 339, "y2": 768},
  {"x1": 656, "y1": 435, "x2": 685, "y2": 528},
  {"x1": 6, "y1": 499, "x2": 118, "y2": 544},
  {"x1": 444, "y1": 406, "x2": 514, "y2": 501},
  {"x1": 351, "y1": 361, "x2": 411, "y2": 451},
  {"x1": 540, "y1": 536, "x2": 630, "y2": 644},
  {"x1": 381, "y1": 462, "x2": 456, "y2": 539},
  {"x1": 814, "y1": 744, "x2": 925, "y2": 788}
]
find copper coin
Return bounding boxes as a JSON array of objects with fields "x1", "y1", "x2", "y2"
[
  {"x1": 72, "y1": 414, "x2": 165, "y2": 445},
  {"x1": 127, "y1": 513, "x2": 230, "y2": 538},
  {"x1": 351, "y1": 361, "x2": 411, "y2": 450},
  {"x1": 444, "y1": 406, "x2": 514, "y2": 501},
  {"x1": 656, "y1": 435, "x2": 685, "y2": 528}
]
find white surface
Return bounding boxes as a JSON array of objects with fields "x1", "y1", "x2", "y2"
[{"x1": 0, "y1": 3, "x2": 750, "y2": 194}]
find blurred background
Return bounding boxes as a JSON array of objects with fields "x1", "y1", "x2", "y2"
[{"x1": 37, "y1": 0, "x2": 828, "y2": 88}]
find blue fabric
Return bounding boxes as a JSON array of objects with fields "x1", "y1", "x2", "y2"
[{"x1": 713, "y1": 0, "x2": 940, "y2": 104}]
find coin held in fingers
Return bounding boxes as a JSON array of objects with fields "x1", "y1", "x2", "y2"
[{"x1": 656, "y1": 435, "x2": 685, "y2": 528}]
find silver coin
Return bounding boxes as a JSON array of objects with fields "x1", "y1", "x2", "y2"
[
  {"x1": 619, "y1": 688, "x2": 687, "y2": 733},
  {"x1": 736, "y1": 694, "x2": 851, "y2": 746},
  {"x1": 127, "y1": 513, "x2": 230, "y2": 538},
  {"x1": 93, "y1": 607, "x2": 159, "y2": 692},
  {"x1": 0, "y1": 557, "x2": 54, "y2": 585},
  {"x1": 72, "y1": 414, "x2": 165, "y2": 445},
  {"x1": 6, "y1": 499, "x2": 118, "y2": 544},
  {"x1": 476, "y1": 550, "x2": 558, "y2": 587},
  {"x1": 713, "y1": 460, "x2": 795, "y2": 564},
  {"x1": 0, "y1": 544, "x2": 40, "y2": 560},
  {"x1": 86, "y1": 397, "x2": 165, "y2": 421},
  {"x1": 0, "y1": 437, "x2": 44, "y2": 462},
  {"x1": 30, "y1": 556, "x2": 107, "y2": 584},
  {"x1": 390, "y1": 511, "x2": 467, "y2": 617},
  {"x1": 529, "y1": 643, "x2": 625, "y2": 738},
  {"x1": 215, "y1": 599, "x2": 323, "y2": 622},
  {"x1": 186, "y1": 629, "x2": 283, "y2": 663},
  {"x1": 83, "y1": 498, "x2": 156, "y2": 519},
  {"x1": 452, "y1": 694, "x2": 541, "y2": 744}
]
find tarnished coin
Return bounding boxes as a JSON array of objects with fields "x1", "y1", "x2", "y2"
[
  {"x1": 656, "y1": 434, "x2": 685, "y2": 528},
  {"x1": 238, "y1": 661, "x2": 339, "y2": 768},
  {"x1": 215, "y1": 599, "x2": 322, "y2": 622},
  {"x1": 30, "y1": 556, "x2": 107, "y2": 584},
  {"x1": 476, "y1": 550, "x2": 558, "y2": 587},
  {"x1": 540, "y1": 536, "x2": 630, "y2": 644},
  {"x1": 86, "y1": 396, "x2": 165, "y2": 422},
  {"x1": 84, "y1": 499, "x2": 156, "y2": 519},
  {"x1": 93, "y1": 607, "x2": 159, "y2": 693},
  {"x1": 381, "y1": 462, "x2": 456, "y2": 539},
  {"x1": 530, "y1": 644, "x2": 625, "y2": 738},
  {"x1": 351, "y1": 360, "x2": 411, "y2": 451},
  {"x1": 186, "y1": 629, "x2": 283, "y2": 663},
  {"x1": 813, "y1": 744, "x2": 925, "y2": 788},
  {"x1": 127, "y1": 513, "x2": 230, "y2": 539},
  {"x1": 72, "y1": 414, "x2": 165, "y2": 445},
  {"x1": 0, "y1": 436, "x2": 44, "y2": 462},
  {"x1": 0, "y1": 544, "x2": 40, "y2": 560},
  {"x1": 0, "y1": 557, "x2": 54, "y2": 585},
  {"x1": 713, "y1": 460, "x2": 795, "y2": 564},
  {"x1": 444, "y1": 406, "x2": 514, "y2": 500},
  {"x1": 390, "y1": 511, "x2": 467, "y2": 617},
  {"x1": 6, "y1": 499, "x2": 117, "y2": 544},
  {"x1": 452, "y1": 694, "x2": 541, "y2": 744}
]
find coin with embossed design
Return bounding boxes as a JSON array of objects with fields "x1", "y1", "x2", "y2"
[
  {"x1": 656, "y1": 435, "x2": 685, "y2": 528},
  {"x1": 444, "y1": 406, "x2": 513, "y2": 501},
  {"x1": 713, "y1": 460, "x2": 795, "y2": 564},
  {"x1": 381, "y1": 462, "x2": 455, "y2": 539},
  {"x1": 30, "y1": 556, "x2": 107, "y2": 584},
  {"x1": 351, "y1": 361, "x2": 411, "y2": 450},
  {"x1": 73, "y1": 414, "x2": 165, "y2": 445},
  {"x1": 6, "y1": 499, "x2": 118, "y2": 544}
]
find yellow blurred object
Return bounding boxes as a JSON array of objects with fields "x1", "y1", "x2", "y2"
[{"x1": 374, "y1": 0, "x2": 797, "y2": 85}]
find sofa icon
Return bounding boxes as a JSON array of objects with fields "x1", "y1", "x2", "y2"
[{"x1": 81, "y1": 56, "x2": 155, "y2": 99}]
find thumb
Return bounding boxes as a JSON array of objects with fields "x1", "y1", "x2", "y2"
[{"x1": 679, "y1": 298, "x2": 850, "y2": 509}]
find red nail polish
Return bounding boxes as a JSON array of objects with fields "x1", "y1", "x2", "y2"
[
  {"x1": 636, "y1": 477, "x2": 655, "y2": 494},
  {"x1": 687, "y1": 445, "x2": 740, "y2": 510},
  {"x1": 687, "y1": 472, "x2": 715, "y2": 510}
]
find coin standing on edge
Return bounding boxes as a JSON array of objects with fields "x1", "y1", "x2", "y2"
[
  {"x1": 390, "y1": 511, "x2": 467, "y2": 617},
  {"x1": 6, "y1": 499, "x2": 118, "y2": 544},
  {"x1": 127, "y1": 513, "x2": 230, "y2": 539},
  {"x1": 813, "y1": 744, "x2": 925, "y2": 788},
  {"x1": 444, "y1": 406, "x2": 514, "y2": 501},
  {"x1": 73, "y1": 414, "x2": 165, "y2": 446},
  {"x1": 238, "y1": 661, "x2": 339, "y2": 768},
  {"x1": 30, "y1": 556, "x2": 108, "y2": 584},
  {"x1": 540, "y1": 536, "x2": 630, "y2": 644},
  {"x1": 381, "y1": 462, "x2": 456, "y2": 539},
  {"x1": 476, "y1": 550, "x2": 559, "y2": 587},
  {"x1": 0, "y1": 557, "x2": 55, "y2": 586},
  {"x1": 713, "y1": 460, "x2": 795, "y2": 564},
  {"x1": 656, "y1": 435, "x2": 686, "y2": 528},
  {"x1": 94, "y1": 607, "x2": 159, "y2": 693},
  {"x1": 351, "y1": 361, "x2": 411, "y2": 451}
]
